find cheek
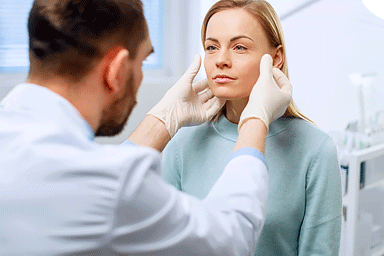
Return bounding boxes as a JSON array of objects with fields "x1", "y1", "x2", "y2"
[
  {"x1": 138, "y1": 69, "x2": 143, "y2": 84},
  {"x1": 204, "y1": 56, "x2": 215, "y2": 85},
  {"x1": 134, "y1": 66, "x2": 143, "y2": 92},
  {"x1": 204, "y1": 56, "x2": 212, "y2": 75},
  {"x1": 236, "y1": 59, "x2": 260, "y2": 94}
]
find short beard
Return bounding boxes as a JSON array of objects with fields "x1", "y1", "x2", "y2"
[
  {"x1": 95, "y1": 111, "x2": 131, "y2": 137},
  {"x1": 95, "y1": 72, "x2": 136, "y2": 137}
]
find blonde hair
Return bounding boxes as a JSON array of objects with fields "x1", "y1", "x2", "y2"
[{"x1": 202, "y1": 0, "x2": 313, "y2": 123}]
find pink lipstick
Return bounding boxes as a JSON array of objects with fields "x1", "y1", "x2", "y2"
[{"x1": 213, "y1": 74, "x2": 235, "y2": 83}]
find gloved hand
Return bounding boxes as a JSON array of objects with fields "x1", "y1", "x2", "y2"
[
  {"x1": 239, "y1": 54, "x2": 292, "y2": 131},
  {"x1": 148, "y1": 55, "x2": 226, "y2": 137}
]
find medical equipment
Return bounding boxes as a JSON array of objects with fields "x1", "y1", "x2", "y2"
[
  {"x1": 339, "y1": 144, "x2": 384, "y2": 256},
  {"x1": 332, "y1": 73, "x2": 382, "y2": 154},
  {"x1": 333, "y1": 72, "x2": 384, "y2": 255},
  {"x1": 349, "y1": 73, "x2": 376, "y2": 134}
]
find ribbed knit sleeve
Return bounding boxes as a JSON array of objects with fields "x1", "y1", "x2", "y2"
[{"x1": 298, "y1": 136, "x2": 342, "y2": 255}]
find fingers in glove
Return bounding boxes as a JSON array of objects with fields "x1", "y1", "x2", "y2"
[
  {"x1": 192, "y1": 79, "x2": 209, "y2": 93},
  {"x1": 199, "y1": 88, "x2": 214, "y2": 103},
  {"x1": 204, "y1": 97, "x2": 226, "y2": 116},
  {"x1": 203, "y1": 96, "x2": 217, "y2": 109},
  {"x1": 259, "y1": 54, "x2": 273, "y2": 78},
  {"x1": 273, "y1": 68, "x2": 293, "y2": 95}
]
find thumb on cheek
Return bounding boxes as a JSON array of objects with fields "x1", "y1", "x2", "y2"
[{"x1": 259, "y1": 54, "x2": 273, "y2": 78}]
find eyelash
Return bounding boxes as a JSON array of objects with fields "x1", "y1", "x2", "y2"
[
  {"x1": 234, "y1": 45, "x2": 247, "y2": 51},
  {"x1": 205, "y1": 45, "x2": 218, "y2": 51},
  {"x1": 205, "y1": 45, "x2": 248, "y2": 52}
]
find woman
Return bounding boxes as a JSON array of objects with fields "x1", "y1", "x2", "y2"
[{"x1": 162, "y1": 0, "x2": 342, "y2": 255}]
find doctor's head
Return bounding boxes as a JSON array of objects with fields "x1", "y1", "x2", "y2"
[
  {"x1": 27, "y1": 0, "x2": 154, "y2": 136},
  {"x1": 202, "y1": 0, "x2": 309, "y2": 120}
]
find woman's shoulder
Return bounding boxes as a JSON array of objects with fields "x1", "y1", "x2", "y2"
[
  {"x1": 272, "y1": 117, "x2": 329, "y2": 139},
  {"x1": 269, "y1": 117, "x2": 337, "y2": 154}
]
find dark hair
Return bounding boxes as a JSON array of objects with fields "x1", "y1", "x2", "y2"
[{"x1": 28, "y1": 0, "x2": 147, "y2": 81}]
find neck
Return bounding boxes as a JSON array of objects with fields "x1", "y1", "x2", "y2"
[
  {"x1": 26, "y1": 75, "x2": 104, "y2": 133},
  {"x1": 225, "y1": 97, "x2": 249, "y2": 124}
]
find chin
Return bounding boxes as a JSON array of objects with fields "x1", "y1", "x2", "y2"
[
  {"x1": 210, "y1": 87, "x2": 250, "y2": 100},
  {"x1": 95, "y1": 102, "x2": 135, "y2": 137}
]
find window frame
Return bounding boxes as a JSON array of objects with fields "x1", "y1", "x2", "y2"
[{"x1": 0, "y1": 0, "x2": 195, "y2": 89}]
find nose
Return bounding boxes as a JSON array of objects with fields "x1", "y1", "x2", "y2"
[{"x1": 215, "y1": 50, "x2": 232, "y2": 68}]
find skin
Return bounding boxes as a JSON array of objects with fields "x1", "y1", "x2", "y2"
[
  {"x1": 96, "y1": 38, "x2": 154, "y2": 136},
  {"x1": 27, "y1": 37, "x2": 154, "y2": 137},
  {"x1": 204, "y1": 8, "x2": 284, "y2": 124},
  {"x1": 27, "y1": 23, "x2": 268, "y2": 153}
]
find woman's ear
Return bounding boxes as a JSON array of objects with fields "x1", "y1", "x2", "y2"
[
  {"x1": 105, "y1": 47, "x2": 130, "y2": 93},
  {"x1": 272, "y1": 45, "x2": 284, "y2": 69}
]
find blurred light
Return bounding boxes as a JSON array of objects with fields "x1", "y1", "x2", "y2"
[{"x1": 362, "y1": 0, "x2": 384, "y2": 20}]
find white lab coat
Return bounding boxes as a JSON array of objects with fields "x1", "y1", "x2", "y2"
[{"x1": 0, "y1": 83, "x2": 269, "y2": 256}]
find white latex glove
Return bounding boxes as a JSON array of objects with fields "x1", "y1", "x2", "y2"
[
  {"x1": 148, "y1": 55, "x2": 226, "y2": 137},
  {"x1": 239, "y1": 54, "x2": 292, "y2": 131}
]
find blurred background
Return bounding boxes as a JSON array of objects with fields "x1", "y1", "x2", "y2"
[
  {"x1": 1, "y1": 0, "x2": 383, "y2": 144},
  {"x1": 1, "y1": 1, "x2": 384, "y2": 255}
]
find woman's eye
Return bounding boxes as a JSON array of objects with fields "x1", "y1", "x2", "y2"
[
  {"x1": 234, "y1": 45, "x2": 247, "y2": 51},
  {"x1": 206, "y1": 45, "x2": 217, "y2": 51}
]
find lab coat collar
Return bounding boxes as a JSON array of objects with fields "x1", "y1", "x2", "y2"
[{"x1": 2, "y1": 83, "x2": 95, "y2": 141}]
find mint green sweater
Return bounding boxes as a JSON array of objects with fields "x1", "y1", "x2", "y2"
[{"x1": 162, "y1": 115, "x2": 342, "y2": 255}]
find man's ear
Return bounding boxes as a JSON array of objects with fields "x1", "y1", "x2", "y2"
[
  {"x1": 105, "y1": 47, "x2": 130, "y2": 93},
  {"x1": 272, "y1": 45, "x2": 284, "y2": 69}
]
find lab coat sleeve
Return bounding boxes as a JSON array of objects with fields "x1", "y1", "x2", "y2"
[
  {"x1": 298, "y1": 137, "x2": 342, "y2": 255},
  {"x1": 110, "y1": 150, "x2": 268, "y2": 256}
]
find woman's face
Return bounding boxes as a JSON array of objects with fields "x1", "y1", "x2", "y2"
[{"x1": 204, "y1": 8, "x2": 274, "y2": 100}]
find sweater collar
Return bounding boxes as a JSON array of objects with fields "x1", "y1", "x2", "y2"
[{"x1": 212, "y1": 114, "x2": 297, "y2": 142}]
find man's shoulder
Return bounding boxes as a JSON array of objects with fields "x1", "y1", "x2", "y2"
[
  {"x1": 55, "y1": 139, "x2": 161, "y2": 173},
  {"x1": 101, "y1": 142, "x2": 161, "y2": 166},
  {"x1": 1, "y1": 114, "x2": 161, "y2": 176}
]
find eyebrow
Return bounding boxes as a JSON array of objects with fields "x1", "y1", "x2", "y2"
[{"x1": 205, "y1": 35, "x2": 254, "y2": 43}]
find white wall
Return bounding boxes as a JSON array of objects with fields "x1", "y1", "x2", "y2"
[
  {"x1": 0, "y1": 73, "x2": 28, "y2": 101},
  {"x1": 280, "y1": 0, "x2": 384, "y2": 133}
]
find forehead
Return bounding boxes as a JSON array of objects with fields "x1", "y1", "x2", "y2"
[{"x1": 206, "y1": 8, "x2": 263, "y2": 39}]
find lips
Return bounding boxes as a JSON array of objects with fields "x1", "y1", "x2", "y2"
[{"x1": 213, "y1": 74, "x2": 235, "y2": 83}]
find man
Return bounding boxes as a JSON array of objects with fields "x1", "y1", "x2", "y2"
[{"x1": 0, "y1": 0, "x2": 292, "y2": 255}]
